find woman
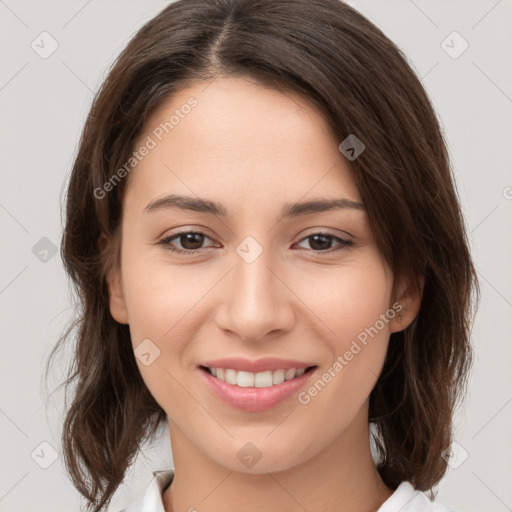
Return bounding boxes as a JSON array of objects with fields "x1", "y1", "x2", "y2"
[{"x1": 48, "y1": 0, "x2": 479, "y2": 510}]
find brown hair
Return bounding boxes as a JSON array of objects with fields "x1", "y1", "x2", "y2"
[{"x1": 46, "y1": 0, "x2": 479, "y2": 510}]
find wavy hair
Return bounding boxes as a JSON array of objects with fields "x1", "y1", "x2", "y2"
[{"x1": 46, "y1": 0, "x2": 479, "y2": 510}]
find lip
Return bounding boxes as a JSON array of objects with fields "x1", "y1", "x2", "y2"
[
  {"x1": 197, "y1": 365, "x2": 318, "y2": 412},
  {"x1": 199, "y1": 357, "x2": 316, "y2": 373}
]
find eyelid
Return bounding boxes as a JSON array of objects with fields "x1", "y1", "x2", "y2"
[{"x1": 299, "y1": 227, "x2": 354, "y2": 241}]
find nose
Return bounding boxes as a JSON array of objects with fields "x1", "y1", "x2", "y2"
[{"x1": 214, "y1": 245, "x2": 295, "y2": 342}]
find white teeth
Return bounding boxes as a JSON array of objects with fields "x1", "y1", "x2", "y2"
[
  {"x1": 254, "y1": 371, "x2": 273, "y2": 388},
  {"x1": 207, "y1": 367, "x2": 310, "y2": 387},
  {"x1": 285, "y1": 368, "x2": 296, "y2": 381},
  {"x1": 225, "y1": 369, "x2": 237, "y2": 385},
  {"x1": 272, "y1": 369, "x2": 285, "y2": 385},
  {"x1": 237, "y1": 371, "x2": 254, "y2": 387}
]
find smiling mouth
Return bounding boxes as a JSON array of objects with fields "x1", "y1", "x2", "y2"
[{"x1": 199, "y1": 365, "x2": 317, "y2": 388}]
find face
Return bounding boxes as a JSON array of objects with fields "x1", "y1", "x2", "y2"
[{"x1": 106, "y1": 76, "x2": 417, "y2": 474}]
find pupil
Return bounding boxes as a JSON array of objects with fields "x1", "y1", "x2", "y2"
[
  {"x1": 182, "y1": 233, "x2": 203, "y2": 250},
  {"x1": 310, "y1": 234, "x2": 331, "y2": 251}
]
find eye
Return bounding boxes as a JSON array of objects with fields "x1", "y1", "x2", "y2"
[
  {"x1": 295, "y1": 232, "x2": 354, "y2": 254},
  {"x1": 158, "y1": 231, "x2": 215, "y2": 254}
]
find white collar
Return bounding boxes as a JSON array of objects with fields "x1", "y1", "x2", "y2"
[{"x1": 120, "y1": 470, "x2": 174, "y2": 512}]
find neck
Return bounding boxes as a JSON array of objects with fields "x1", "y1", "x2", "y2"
[{"x1": 162, "y1": 409, "x2": 393, "y2": 512}]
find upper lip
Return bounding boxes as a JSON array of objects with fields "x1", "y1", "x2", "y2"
[{"x1": 199, "y1": 357, "x2": 317, "y2": 373}]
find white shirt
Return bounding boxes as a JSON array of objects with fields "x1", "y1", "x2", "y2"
[{"x1": 119, "y1": 470, "x2": 458, "y2": 512}]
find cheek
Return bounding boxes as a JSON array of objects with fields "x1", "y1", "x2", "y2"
[
  {"x1": 296, "y1": 255, "x2": 392, "y2": 343},
  {"x1": 119, "y1": 249, "x2": 207, "y2": 409},
  {"x1": 294, "y1": 255, "x2": 393, "y2": 398},
  {"x1": 120, "y1": 241, "x2": 202, "y2": 343}
]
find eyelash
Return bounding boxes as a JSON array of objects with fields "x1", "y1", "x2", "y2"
[{"x1": 157, "y1": 230, "x2": 354, "y2": 256}]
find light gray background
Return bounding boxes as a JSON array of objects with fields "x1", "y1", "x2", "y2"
[{"x1": 1, "y1": 1, "x2": 511, "y2": 511}]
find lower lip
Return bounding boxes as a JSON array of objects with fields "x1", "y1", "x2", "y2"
[{"x1": 198, "y1": 366, "x2": 317, "y2": 412}]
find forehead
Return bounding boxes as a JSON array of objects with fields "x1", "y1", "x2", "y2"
[{"x1": 125, "y1": 76, "x2": 361, "y2": 212}]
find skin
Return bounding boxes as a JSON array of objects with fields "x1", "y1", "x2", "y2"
[{"x1": 105, "y1": 76, "x2": 422, "y2": 512}]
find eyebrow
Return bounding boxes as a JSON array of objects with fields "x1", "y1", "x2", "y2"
[{"x1": 143, "y1": 194, "x2": 365, "y2": 218}]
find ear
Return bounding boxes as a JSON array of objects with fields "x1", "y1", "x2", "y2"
[
  {"x1": 98, "y1": 232, "x2": 129, "y2": 325},
  {"x1": 389, "y1": 272, "x2": 424, "y2": 334}
]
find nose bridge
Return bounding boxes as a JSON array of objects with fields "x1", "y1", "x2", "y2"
[
  {"x1": 216, "y1": 236, "x2": 294, "y2": 341},
  {"x1": 235, "y1": 246, "x2": 275, "y2": 305}
]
